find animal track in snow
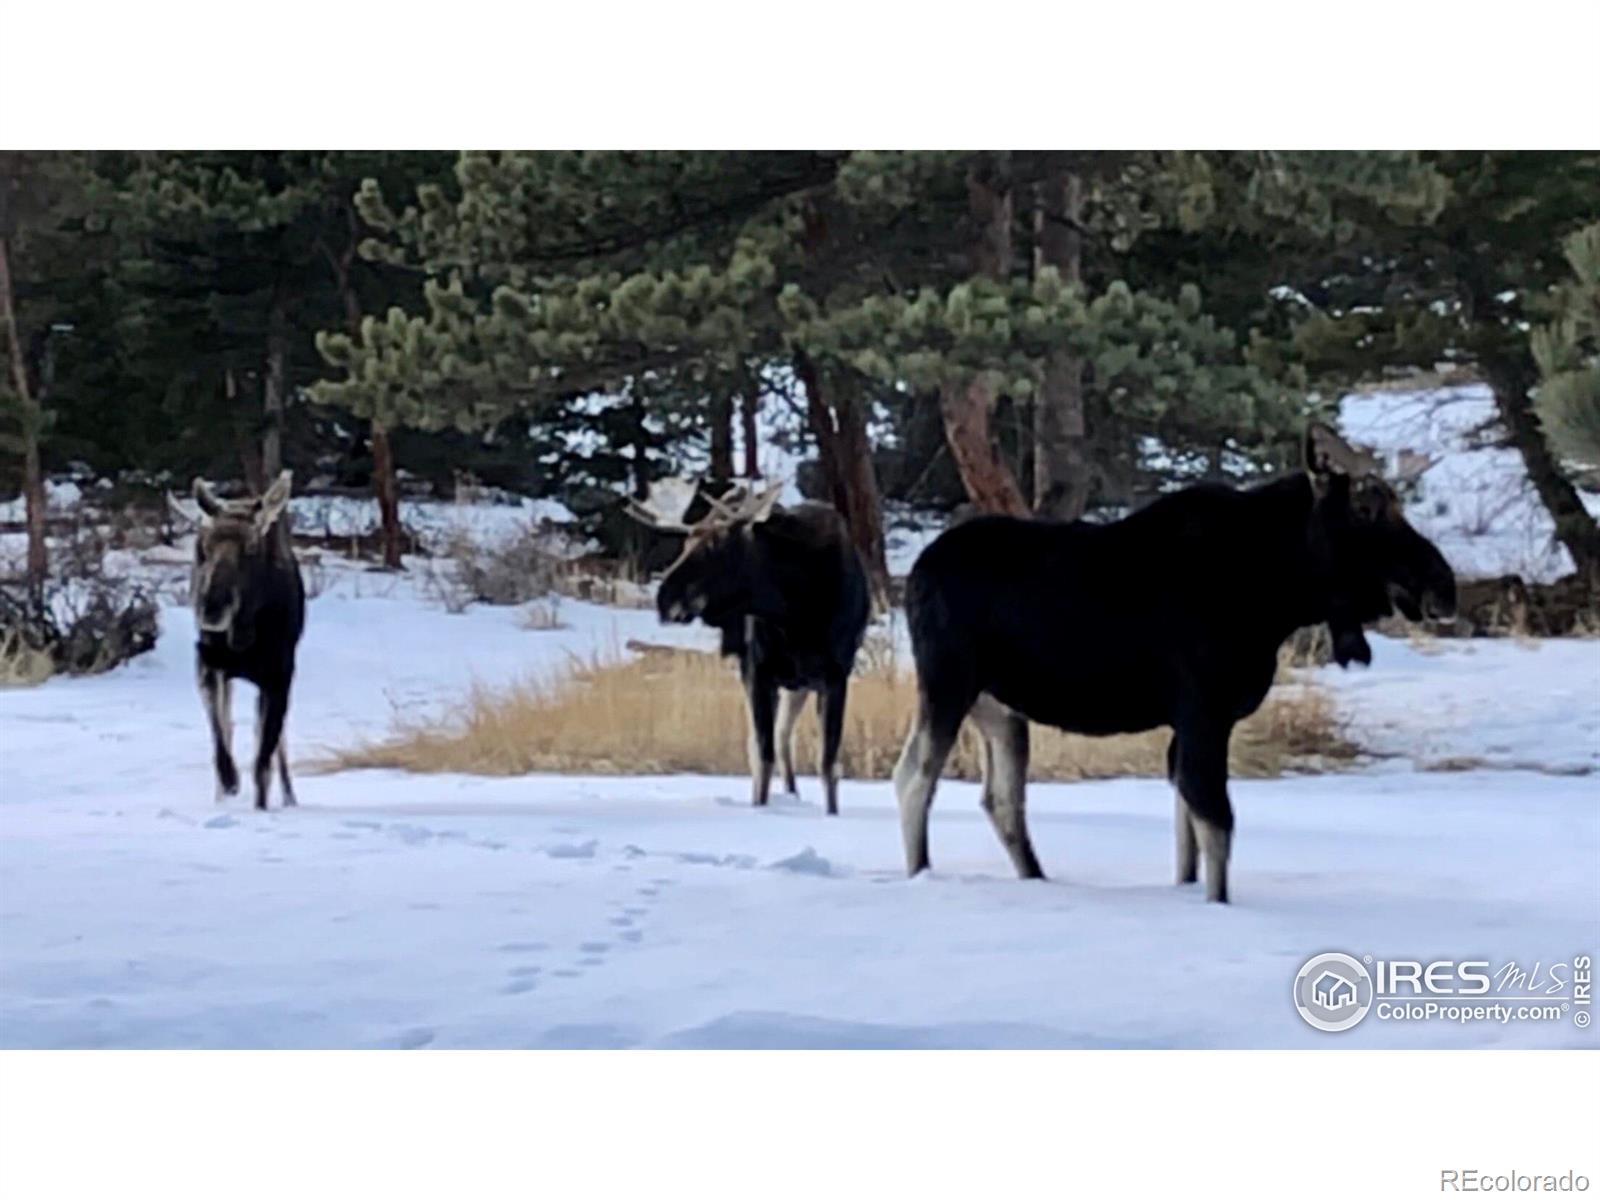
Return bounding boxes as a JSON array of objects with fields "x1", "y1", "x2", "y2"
[
  {"x1": 386, "y1": 1026, "x2": 436, "y2": 1050},
  {"x1": 544, "y1": 839, "x2": 598, "y2": 859}
]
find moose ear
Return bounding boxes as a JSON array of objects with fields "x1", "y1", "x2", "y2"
[
  {"x1": 256, "y1": 470, "x2": 293, "y2": 533},
  {"x1": 166, "y1": 490, "x2": 199, "y2": 528},
  {"x1": 1305, "y1": 423, "x2": 1380, "y2": 487},
  {"x1": 748, "y1": 481, "x2": 785, "y2": 524},
  {"x1": 192, "y1": 478, "x2": 224, "y2": 516}
]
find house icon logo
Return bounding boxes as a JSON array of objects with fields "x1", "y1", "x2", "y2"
[
  {"x1": 1294, "y1": 952, "x2": 1375, "y2": 1032},
  {"x1": 1312, "y1": 971, "x2": 1358, "y2": 1010}
]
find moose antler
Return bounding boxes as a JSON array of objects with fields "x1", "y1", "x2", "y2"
[
  {"x1": 744, "y1": 479, "x2": 785, "y2": 522},
  {"x1": 699, "y1": 479, "x2": 785, "y2": 524},
  {"x1": 624, "y1": 497, "x2": 697, "y2": 534},
  {"x1": 1392, "y1": 449, "x2": 1439, "y2": 486},
  {"x1": 697, "y1": 485, "x2": 746, "y2": 521},
  {"x1": 625, "y1": 478, "x2": 787, "y2": 533}
]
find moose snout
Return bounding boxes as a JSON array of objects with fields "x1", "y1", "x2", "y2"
[
  {"x1": 198, "y1": 606, "x2": 232, "y2": 634},
  {"x1": 1393, "y1": 540, "x2": 1458, "y2": 623},
  {"x1": 656, "y1": 584, "x2": 706, "y2": 625},
  {"x1": 1419, "y1": 563, "x2": 1458, "y2": 621},
  {"x1": 656, "y1": 591, "x2": 692, "y2": 624}
]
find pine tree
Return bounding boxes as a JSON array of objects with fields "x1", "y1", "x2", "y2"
[
  {"x1": 307, "y1": 152, "x2": 456, "y2": 567},
  {"x1": 1533, "y1": 222, "x2": 1600, "y2": 482},
  {"x1": 105, "y1": 152, "x2": 453, "y2": 564},
  {"x1": 111, "y1": 153, "x2": 333, "y2": 488},
  {"x1": 318, "y1": 152, "x2": 1303, "y2": 598},
  {"x1": 0, "y1": 152, "x2": 98, "y2": 594},
  {"x1": 314, "y1": 153, "x2": 865, "y2": 568}
]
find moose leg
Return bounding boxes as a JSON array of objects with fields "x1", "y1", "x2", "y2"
[
  {"x1": 199, "y1": 663, "x2": 238, "y2": 801},
  {"x1": 1169, "y1": 736, "x2": 1198, "y2": 885},
  {"x1": 1172, "y1": 719, "x2": 1235, "y2": 903},
  {"x1": 253, "y1": 684, "x2": 291, "y2": 812},
  {"x1": 743, "y1": 662, "x2": 778, "y2": 808},
  {"x1": 818, "y1": 676, "x2": 847, "y2": 817},
  {"x1": 774, "y1": 688, "x2": 806, "y2": 796},
  {"x1": 276, "y1": 737, "x2": 296, "y2": 807},
  {"x1": 893, "y1": 696, "x2": 964, "y2": 876},
  {"x1": 969, "y1": 693, "x2": 1044, "y2": 880}
]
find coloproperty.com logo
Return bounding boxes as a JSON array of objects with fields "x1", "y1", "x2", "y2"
[{"x1": 1293, "y1": 951, "x2": 1593, "y2": 1033}]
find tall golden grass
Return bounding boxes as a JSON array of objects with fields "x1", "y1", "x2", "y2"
[{"x1": 321, "y1": 643, "x2": 1358, "y2": 781}]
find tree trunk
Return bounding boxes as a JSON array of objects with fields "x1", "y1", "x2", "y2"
[
  {"x1": 795, "y1": 351, "x2": 889, "y2": 602},
  {"x1": 940, "y1": 155, "x2": 1031, "y2": 517},
  {"x1": 262, "y1": 292, "x2": 288, "y2": 481},
  {"x1": 1032, "y1": 167, "x2": 1090, "y2": 520},
  {"x1": 793, "y1": 200, "x2": 889, "y2": 599},
  {"x1": 709, "y1": 391, "x2": 734, "y2": 480},
  {"x1": 939, "y1": 376, "x2": 1031, "y2": 516},
  {"x1": 630, "y1": 388, "x2": 649, "y2": 498},
  {"x1": 337, "y1": 270, "x2": 404, "y2": 570},
  {"x1": 832, "y1": 382, "x2": 890, "y2": 606},
  {"x1": 371, "y1": 422, "x2": 403, "y2": 569},
  {"x1": 798, "y1": 351, "x2": 843, "y2": 500},
  {"x1": 738, "y1": 387, "x2": 760, "y2": 479},
  {"x1": 1488, "y1": 363, "x2": 1600, "y2": 587},
  {"x1": 229, "y1": 367, "x2": 265, "y2": 492},
  {"x1": 0, "y1": 236, "x2": 47, "y2": 594}
]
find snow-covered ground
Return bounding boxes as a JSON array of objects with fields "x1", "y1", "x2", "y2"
[{"x1": 2, "y1": 562, "x2": 1595, "y2": 1049}]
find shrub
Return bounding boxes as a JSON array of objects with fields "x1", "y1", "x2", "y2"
[
  {"x1": 418, "y1": 524, "x2": 564, "y2": 613},
  {"x1": 0, "y1": 515, "x2": 160, "y2": 686}
]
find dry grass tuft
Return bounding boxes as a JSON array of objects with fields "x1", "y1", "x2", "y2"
[
  {"x1": 0, "y1": 628, "x2": 54, "y2": 688},
  {"x1": 321, "y1": 646, "x2": 1359, "y2": 781}
]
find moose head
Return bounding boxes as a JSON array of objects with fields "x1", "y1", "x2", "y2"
[
  {"x1": 168, "y1": 471, "x2": 294, "y2": 650},
  {"x1": 1303, "y1": 423, "x2": 1456, "y2": 626},
  {"x1": 625, "y1": 479, "x2": 787, "y2": 627}
]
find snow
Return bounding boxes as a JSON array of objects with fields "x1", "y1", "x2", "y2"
[
  {"x1": 0, "y1": 478, "x2": 83, "y2": 523},
  {"x1": 3, "y1": 566, "x2": 1596, "y2": 1049},
  {"x1": 884, "y1": 503, "x2": 949, "y2": 577},
  {"x1": 286, "y1": 492, "x2": 580, "y2": 552},
  {"x1": 1315, "y1": 634, "x2": 1600, "y2": 775}
]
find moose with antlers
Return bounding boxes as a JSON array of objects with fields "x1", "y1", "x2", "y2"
[
  {"x1": 628, "y1": 480, "x2": 871, "y2": 815},
  {"x1": 894, "y1": 423, "x2": 1456, "y2": 902},
  {"x1": 168, "y1": 471, "x2": 306, "y2": 811}
]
